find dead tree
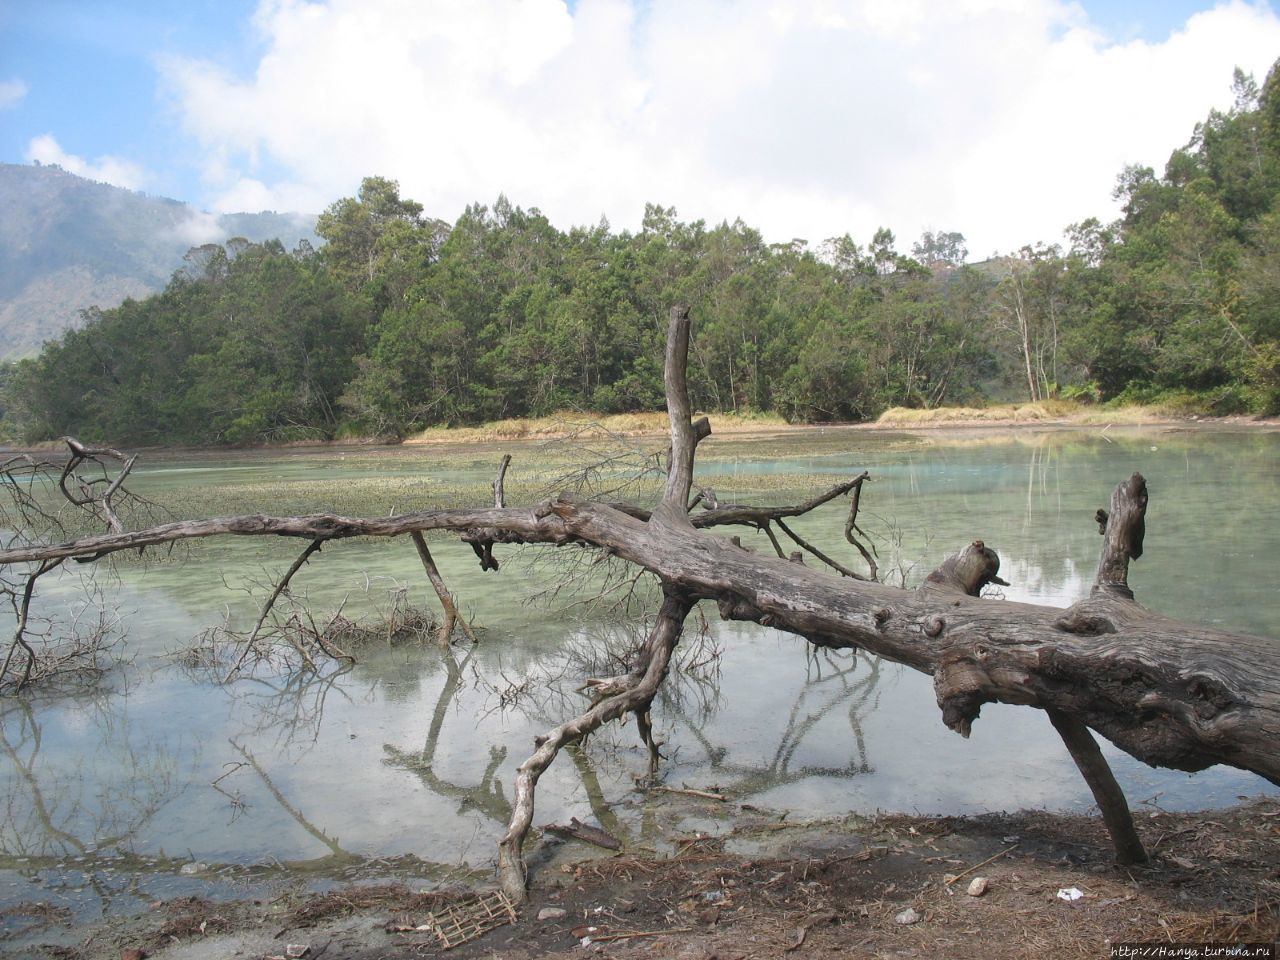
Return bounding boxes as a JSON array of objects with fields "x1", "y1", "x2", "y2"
[{"x1": 2, "y1": 307, "x2": 1279, "y2": 901}]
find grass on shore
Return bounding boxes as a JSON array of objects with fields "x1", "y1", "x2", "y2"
[
  {"x1": 404, "y1": 400, "x2": 1200, "y2": 445},
  {"x1": 403, "y1": 409, "x2": 788, "y2": 444},
  {"x1": 876, "y1": 398, "x2": 1206, "y2": 427}
]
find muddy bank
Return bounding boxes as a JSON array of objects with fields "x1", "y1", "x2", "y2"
[{"x1": 8, "y1": 798, "x2": 1277, "y2": 960}]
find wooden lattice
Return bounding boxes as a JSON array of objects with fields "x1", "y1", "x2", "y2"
[{"x1": 425, "y1": 890, "x2": 519, "y2": 950}]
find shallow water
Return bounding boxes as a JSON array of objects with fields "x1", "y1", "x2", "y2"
[{"x1": 1, "y1": 424, "x2": 1277, "y2": 930}]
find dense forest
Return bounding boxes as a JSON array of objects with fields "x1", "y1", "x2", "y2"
[{"x1": 5, "y1": 63, "x2": 1280, "y2": 445}]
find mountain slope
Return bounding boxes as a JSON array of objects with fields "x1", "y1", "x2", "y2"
[{"x1": 0, "y1": 163, "x2": 318, "y2": 358}]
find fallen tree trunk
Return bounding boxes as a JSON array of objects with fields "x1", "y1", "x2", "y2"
[
  {"x1": 5, "y1": 480, "x2": 1275, "y2": 782},
  {"x1": 2, "y1": 307, "x2": 1278, "y2": 897}
]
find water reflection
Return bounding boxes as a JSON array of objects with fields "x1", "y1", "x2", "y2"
[
  {"x1": 668, "y1": 649, "x2": 882, "y2": 793},
  {"x1": 1, "y1": 426, "x2": 1277, "y2": 930},
  {"x1": 0, "y1": 698, "x2": 181, "y2": 864},
  {"x1": 382, "y1": 649, "x2": 512, "y2": 827}
]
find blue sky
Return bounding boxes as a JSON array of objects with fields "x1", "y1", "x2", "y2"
[{"x1": 2, "y1": 0, "x2": 1278, "y2": 255}]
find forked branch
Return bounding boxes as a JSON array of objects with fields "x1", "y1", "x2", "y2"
[{"x1": 496, "y1": 590, "x2": 693, "y2": 898}]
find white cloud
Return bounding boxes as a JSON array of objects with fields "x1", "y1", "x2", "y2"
[
  {"x1": 0, "y1": 78, "x2": 27, "y2": 111},
  {"x1": 159, "y1": 0, "x2": 1280, "y2": 255},
  {"x1": 169, "y1": 209, "x2": 224, "y2": 246},
  {"x1": 25, "y1": 134, "x2": 147, "y2": 191}
]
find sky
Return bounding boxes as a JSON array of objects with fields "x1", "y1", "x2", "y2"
[{"x1": 2, "y1": 0, "x2": 1279, "y2": 259}]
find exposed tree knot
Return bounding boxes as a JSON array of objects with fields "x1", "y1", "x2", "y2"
[
  {"x1": 924, "y1": 615, "x2": 947, "y2": 638},
  {"x1": 788, "y1": 551, "x2": 805, "y2": 564},
  {"x1": 933, "y1": 653, "x2": 992, "y2": 738},
  {"x1": 717, "y1": 595, "x2": 764, "y2": 623},
  {"x1": 873, "y1": 607, "x2": 891, "y2": 628},
  {"x1": 1054, "y1": 611, "x2": 1118, "y2": 636},
  {"x1": 1186, "y1": 676, "x2": 1234, "y2": 715},
  {"x1": 1095, "y1": 508, "x2": 1109, "y2": 534}
]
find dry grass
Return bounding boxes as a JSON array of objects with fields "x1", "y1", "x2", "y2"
[
  {"x1": 876, "y1": 400, "x2": 1197, "y2": 427},
  {"x1": 404, "y1": 409, "x2": 786, "y2": 444},
  {"x1": 877, "y1": 401, "x2": 1079, "y2": 424}
]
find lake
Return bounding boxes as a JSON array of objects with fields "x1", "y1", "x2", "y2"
[{"x1": 1, "y1": 422, "x2": 1277, "y2": 927}]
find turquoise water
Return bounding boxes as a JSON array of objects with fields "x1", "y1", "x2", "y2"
[{"x1": 1, "y1": 424, "x2": 1277, "y2": 928}]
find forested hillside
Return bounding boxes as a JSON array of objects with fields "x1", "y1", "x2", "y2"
[
  {"x1": 7, "y1": 62, "x2": 1279, "y2": 446},
  {"x1": 0, "y1": 163, "x2": 318, "y2": 359}
]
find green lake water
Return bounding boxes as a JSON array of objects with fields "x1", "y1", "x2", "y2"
[{"x1": 1, "y1": 423, "x2": 1277, "y2": 931}]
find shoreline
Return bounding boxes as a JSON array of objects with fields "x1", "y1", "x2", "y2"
[
  {"x1": 11, "y1": 797, "x2": 1277, "y2": 959},
  {"x1": 6, "y1": 409, "x2": 1276, "y2": 458}
]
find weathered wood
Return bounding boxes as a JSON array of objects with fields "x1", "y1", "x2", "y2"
[
  {"x1": 2, "y1": 481, "x2": 1278, "y2": 785},
  {"x1": 1094, "y1": 472, "x2": 1147, "y2": 600},
  {"x1": 411, "y1": 531, "x2": 477, "y2": 646},
  {"x1": 496, "y1": 591, "x2": 692, "y2": 898},
  {"x1": 924, "y1": 539, "x2": 1008, "y2": 596},
  {"x1": 1047, "y1": 708, "x2": 1148, "y2": 864},
  {"x1": 658, "y1": 304, "x2": 696, "y2": 526}
]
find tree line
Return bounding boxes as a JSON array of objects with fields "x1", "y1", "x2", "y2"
[{"x1": 5, "y1": 62, "x2": 1279, "y2": 445}]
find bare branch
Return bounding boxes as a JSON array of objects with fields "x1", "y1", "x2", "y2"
[
  {"x1": 496, "y1": 590, "x2": 693, "y2": 899},
  {"x1": 1046, "y1": 708, "x2": 1148, "y2": 864},
  {"x1": 1, "y1": 559, "x2": 65, "y2": 691},
  {"x1": 493, "y1": 454, "x2": 512, "y2": 508},
  {"x1": 411, "y1": 532, "x2": 478, "y2": 646},
  {"x1": 658, "y1": 304, "x2": 697, "y2": 523},
  {"x1": 224, "y1": 538, "x2": 328, "y2": 682},
  {"x1": 775, "y1": 517, "x2": 869, "y2": 580}
]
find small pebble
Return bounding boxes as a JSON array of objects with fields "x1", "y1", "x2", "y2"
[
  {"x1": 894, "y1": 907, "x2": 921, "y2": 925},
  {"x1": 967, "y1": 877, "x2": 989, "y2": 897},
  {"x1": 537, "y1": 907, "x2": 567, "y2": 921}
]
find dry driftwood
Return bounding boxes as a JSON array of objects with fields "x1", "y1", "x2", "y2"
[{"x1": 2, "y1": 307, "x2": 1278, "y2": 899}]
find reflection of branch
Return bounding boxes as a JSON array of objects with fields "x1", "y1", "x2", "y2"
[
  {"x1": 666, "y1": 649, "x2": 884, "y2": 796},
  {"x1": 0, "y1": 700, "x2": 176, "y2": 860},
  {"x1": 235, "y1": 662, "x2": 356, "y2": 748},
  {"x1": 0, "y1": 701, "x2": 85, "y2": 855},
  {"x1": 382, "y1": 649, "x2": 514, "y2": 826},
  {"x1": 230, "y1": 740, "x2": 353, "y2": 860},
  {"x1": 565, "y1": 742, "x2": 626, "y2": 842}
]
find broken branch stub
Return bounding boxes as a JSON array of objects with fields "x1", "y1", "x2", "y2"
[{"x1": 1094, "y1": 472, "x2": 1147, "y2": 600}]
